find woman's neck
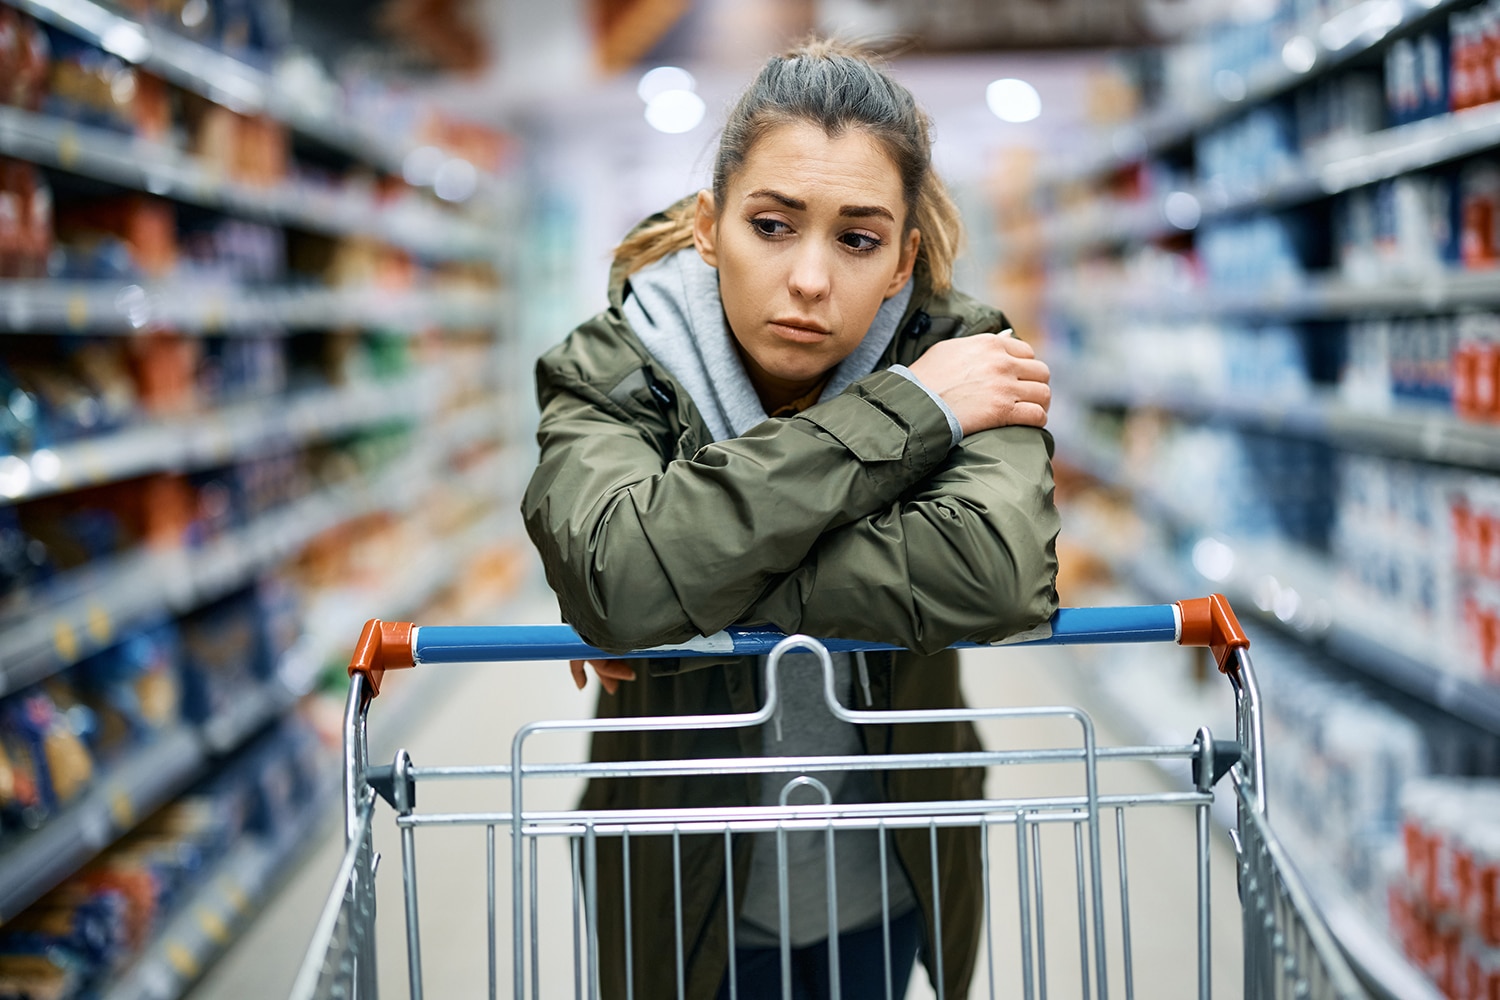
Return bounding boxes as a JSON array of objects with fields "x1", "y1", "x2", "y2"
[{"x1": 734, "y1": 341, "x2": 830, "y2": 415}]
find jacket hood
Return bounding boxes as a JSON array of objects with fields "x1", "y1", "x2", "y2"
[{"x1": 620, "y1": 247, "x2": 913, "y2": 443}]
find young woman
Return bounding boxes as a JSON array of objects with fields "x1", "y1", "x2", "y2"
[{"x1": 522, "y1": 38, "x2": 1059, "y2": 1000}]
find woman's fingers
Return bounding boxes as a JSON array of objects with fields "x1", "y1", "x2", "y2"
[{"x1": 569, "y1": 658, "x2": 637, "y2": 694}]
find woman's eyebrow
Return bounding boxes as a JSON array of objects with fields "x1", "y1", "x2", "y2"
[
  {"x1": 839, "y1": 204, "x2": 895, "y2": 221},
  {"x1": 746, "y1": 189, "x2": 894, "y2": 222}
]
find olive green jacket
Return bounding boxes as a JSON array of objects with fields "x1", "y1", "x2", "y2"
[{"x1": 521, "y1": 223, "x2": 1061, "y2": 999}]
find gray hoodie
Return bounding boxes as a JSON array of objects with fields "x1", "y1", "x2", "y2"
[{"x1": 622, "y1": 248, "x2": 954, "y2": 947}]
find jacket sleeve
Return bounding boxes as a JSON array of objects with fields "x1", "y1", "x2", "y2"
[
  {"x1": 521, "y1": 368, "x2": 957, "y2": 653},
  {"x1": 739, "y1": 425, "x2": 1060, "y2": 657}
]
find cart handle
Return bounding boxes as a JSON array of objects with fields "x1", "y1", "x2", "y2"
[{"x1": 347, "y1": 595, "x2": 1248, "y2": 700}]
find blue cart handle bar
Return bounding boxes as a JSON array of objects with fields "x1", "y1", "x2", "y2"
[{"x1": 347, "y1": 595, "x2": 1249, "y2": 702}]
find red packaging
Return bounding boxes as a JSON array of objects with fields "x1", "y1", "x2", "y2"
[
  {"x1": 54, "y1": 195, "x2": 177, "y2": 278},
  {"x1": 1462, "y1": 164, "x2": 1500, "y2": 269}
]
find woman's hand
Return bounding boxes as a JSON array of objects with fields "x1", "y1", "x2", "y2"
[
  {"x1": 906, "y1": 333, "x2": 1051, "y2": 435},
  {"x1": 569, "y1": 658, "x2": 637, "y2": 694}
]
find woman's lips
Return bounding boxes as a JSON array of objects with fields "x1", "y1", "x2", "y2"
[{"x1": 768, "y1": 320, "x2": 831, "y2": 343}]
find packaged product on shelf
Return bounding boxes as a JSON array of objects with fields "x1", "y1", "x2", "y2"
[
  {"x1": 1334, "y1": 172, "x2": 1457, "y2": 282},
  {"x1": 52, "y1": 196, "x2": 177, "y2": 280},
  {"x1": 1334, "y1": 454, "x2": 1460, "y2": 659},
  {"x1": 1394, "y1": 778, "x2": 1500, "y2": 995},
  {"x1": 0, "y1": 361, "x2": 42, "y2": 454},
  {"x1": 177, "y1": 589, "x2": 269, "y2": 723},
  {"x1": 1341, "y1": 316, "x2": 1457, "y2": 415},
  {"x1": 234, "y1": 450, "x2": 309, "y2": 518},
  {"x1": 126, "y1": 333, "x2": 200, "y2": 415},
  {"x1": 179, "y1": 93, "x2": 288, "y2": 188},
  {"x1": 1196, "y1": 105, "x2": 1297, "y2": 193},
  {"x1": 0, "y1": 8, "x2": 51, "y2": 113},
  {"x1": 1258, "y1": 632, "x2": 1432, "y2": 915},
  {"x1": 3, "y1": 338, "x2": 139, "y2": 443},
  {"x1": 178, "y1": 214, "x2": 286, "y2": 284},
  {"x1": 1449, "y1": 1, "x2": 1500, "y2": 113},
  {"x1": 68, "y1": 340, "x2": 139, "y2": 428},
  {"x1": 0, "y1": 506, "x2": 49, "y2": 602},
  {"x1": 1196, "y1": 215, "x2": 1309, "y2": 290},
  {"x1": 0, "y1": 158, "x2": 52, "y2": 279},
  {"x1": 1455, "y1": 311, "x2": 1500, "y2": 421},
  {"x1": 0, "y1": 686, "x2": 94, "y2": 826},
  {"x1": 17, "y1": 492, "x2": 130, "y2": 572},
  {"x1": 4, "y1": 354, "x2": 112, "y2": 443},
  {"x1": 1385, "y1": 26, "x2": 1449, "y2": 126},
  {"x1": 1296, "y1": 71, "x2": 1384, "y2": 150},
  {"x1": 1461, "y1": 160, "x2": 1500, "y2": 270},
  {"x1": 196, "y1": 335, "x2": 287, "y2": 403},
  {"x1": 215, "y1": 0, "x2": 290, "y2": 62},
  {"x1": 41, "y1": 27, "x2": 170, "y2": 139},
  {"x1": 74, "y1": 621, "x2": 182, "y2": 764}
]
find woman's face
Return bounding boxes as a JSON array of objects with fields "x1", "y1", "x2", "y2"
[{"x1": 694, "y1": 121, "x2": 920, "y2": 402}]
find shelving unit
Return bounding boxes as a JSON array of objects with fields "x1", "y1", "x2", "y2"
[
  {"x1": 1006, "y1": 0, "x2": 1500, "y2": 994},
  {"x1": 0, "y1": 369, "x2": 436, "y2": 502},
  {"x1": 0, "y1": 0, "x2": 519, "y2": 992},
  {"x1": 0, "y1": 279, "x2": 504, "y2": 334},
  {"x1": 1041, "y1": 101, "x2": 1500, "y2": 258},
  {"x1": 1043, "y1": 0, "x2": 1466, "y2": 190},
  {"x1": 0, "y1": 106, "x2": 494, "y2": 259},
  {"x1": 1063, "y1": 423, "x2": 1500, "y2": 734},
  {"x1": 1061, "y1": 366, "x2": 1500, "y2": 470},
  {"x1": 11, "y1": 0, "x2": 412, "y2": 174}
]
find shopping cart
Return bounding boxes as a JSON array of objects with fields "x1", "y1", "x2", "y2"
[{"x1": 290, "y1": 594, "x2": 1371, "y2": 1000}]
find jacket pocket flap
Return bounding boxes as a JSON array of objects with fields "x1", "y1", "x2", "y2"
[{"x1": 802, "y1": 396, "x2": 905, "y2": 462}]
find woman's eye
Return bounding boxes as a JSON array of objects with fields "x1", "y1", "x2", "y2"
[
  {"x1": 840, "y1": 231, "x2": 883, "y2": 252},
  {"x1": 751, "y1": 218, "x2": 790, "y2": 238}
]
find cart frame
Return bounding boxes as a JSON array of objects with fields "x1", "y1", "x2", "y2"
[{"x1": 290, "y1": 595, "x2": 1371, "y2": 1000}]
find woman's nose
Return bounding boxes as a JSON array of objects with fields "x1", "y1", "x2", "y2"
[{"x1": 787, "y1": 244, "x2": 831, "y2": 302}]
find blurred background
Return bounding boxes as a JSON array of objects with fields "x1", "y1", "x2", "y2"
[{"x1": 0, "y1": 0, "x2": 1496, "y2": 997}]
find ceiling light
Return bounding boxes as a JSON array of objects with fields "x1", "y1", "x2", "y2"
[
  {"x1": 433, "y1": 159, "x2": 478, "y2": 202},
  {"x1": 645, "y1": 90, "x2": 706, "y2": 134},
  {"x1": 403, "y1": 146, "x2": 446, "y2": 187},
  {"x1": 985, "y1": 79, "x2": 1041, "y2": 123},
  {"x1": 1164, "y1": 191, "x2": 1202, "y2": 230},
  {"x1": 638, "y1": 66, "x2": 696, "y2": 104}
]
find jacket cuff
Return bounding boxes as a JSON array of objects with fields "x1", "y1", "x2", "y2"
[{"x1": 889, "y1": 364, "x2": 963, "y2": 448}]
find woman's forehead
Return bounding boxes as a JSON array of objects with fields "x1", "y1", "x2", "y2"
[{"x1": 730, "y1": 122, "x2": 903, "y2": 213}]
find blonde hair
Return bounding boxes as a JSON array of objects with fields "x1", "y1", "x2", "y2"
[{"x1": 613, "y1": 38, "x2": 964, "y2": 292}]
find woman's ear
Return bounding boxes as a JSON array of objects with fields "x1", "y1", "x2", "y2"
[
  {"x1": 885, "y1": 228, "x2": 921, "y2": 298},
  {"x1": 693, "y1": 190, "x2": 718, "y2": 267}
]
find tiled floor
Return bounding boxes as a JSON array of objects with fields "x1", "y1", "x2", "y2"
[{"x1": 192, "y1": 606, "x2": 1241, "y2": 1000}]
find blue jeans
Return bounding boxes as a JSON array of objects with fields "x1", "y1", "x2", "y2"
[{"x1": 714, "y1": 908, "x2": 924, "y2": 1000}]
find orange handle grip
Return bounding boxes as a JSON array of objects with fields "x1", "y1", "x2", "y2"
[
  {"x1": 348, "y1": 619, "x2": 417, "y2": 701},
  {"x1": 1176, "y1": 594, "x2": 1250, "y2": 673}
]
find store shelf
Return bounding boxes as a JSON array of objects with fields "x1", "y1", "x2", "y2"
[
  {"x1": 0, "y1": 443, "x2": 437, "y2": 696},
  {"x1": 100, "y1": 771, "x2": 337, "y2": 1000},
  {"x1": 1041, "y1": 101, "x2": 1500, "y2": 257},
  {"x1": 0, "y1": 278, "x2": 504, "y2": 334},
  {"x1": 1056, "y1": 430, "x2": 1500, "y2": 737},
  {"x1": 0, "y1": 724, "x2": 204, "y2": 922},
  {"x1": 1044, "y1": 0, "x2": 1461, "y2": 190},
  {"x1": 1050, "y1": 268, "x2": 1500, "y2": 322},
  {"x1": 12, "y1": 0, "x2": 403, "y2": 176},
  {"x1": 0, "y1": 497, "x2": 509, "y2": 933},
  {"x1": 0, "y1": 371, "x2": 436, "y2": 505},
  {"x1": 1060, "y1": 368, "x2": 1500, "y2": 471},
  {"x1": 0, "y1": 106, "x2": 493, "y2": 261}
]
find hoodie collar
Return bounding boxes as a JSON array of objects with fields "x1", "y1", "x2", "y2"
[{"x1": 622, "y1": 248, "x2": 915, "y2": 443}]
